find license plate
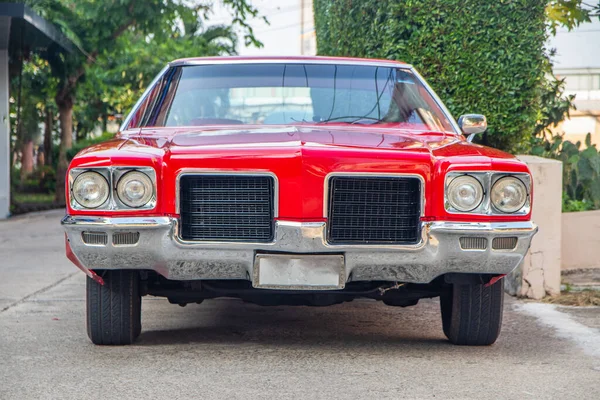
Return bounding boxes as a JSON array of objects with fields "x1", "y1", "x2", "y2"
[{"x1": 253, "y1": 254, "x2": 345, "y2": 290}]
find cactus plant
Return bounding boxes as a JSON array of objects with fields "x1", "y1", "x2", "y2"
[{"x1": 551, "y1": 134, "x2": 600, "y2": 211}]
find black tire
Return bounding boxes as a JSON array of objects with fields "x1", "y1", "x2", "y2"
[
  {"x1": 440, "y1": 279, "x2": 504, "y2": 346},
  {"x1": 86, "y1": 270, "x2": 142, "y2": 345}
]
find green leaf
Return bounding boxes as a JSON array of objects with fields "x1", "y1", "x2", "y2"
[
  {"x1": 585, "y1": 132, "x2": 593, "y2": 148},
  {"x1": 568, "y1": 154, "x2": 580, "y2": 165},
  {"x1": 577, "y1": 157, "x2": 594, "y2": 180}
]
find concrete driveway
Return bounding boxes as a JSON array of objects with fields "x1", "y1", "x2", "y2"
[{"x1": 1, "y1": 210, "x2": 599, "y2": 399}]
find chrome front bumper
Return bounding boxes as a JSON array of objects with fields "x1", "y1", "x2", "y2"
[{"x1": 62, "y1": 216, "x2": 537, "y2": 284}]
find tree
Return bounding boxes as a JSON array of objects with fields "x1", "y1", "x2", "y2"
[
  {"x1": 77, "y1": 5, "x2": 239, "y2": 135},
  {"x1": 313, "y1": 0, "x2": 600, "y2": 154},
  {"x1": 546, "y1": 0, "x2": 600, "y2": 33},
  {"x1": 314, "y1": 0, "x2": 548, "y2": 153},
  {"x1": 9, "y1": 55, "x2": 55, "y2": 186},
  {"x1": 18, "y1": 0, "x2": 262, "y2": 204}
]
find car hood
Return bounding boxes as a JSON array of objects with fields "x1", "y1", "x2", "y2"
[
  {"x1": 126, "y1": 124, "x2": 515, "y2": 161},
  {"x1": 72, "y1": 125, "x2": 525, "y2": 219},
  {"x1": 165, "y1": 125, "x2": 443, "y2": 151}
]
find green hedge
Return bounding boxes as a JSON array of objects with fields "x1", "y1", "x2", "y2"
[{"x1": 314, "y1": 0, "x2": 547, "y2": 153}]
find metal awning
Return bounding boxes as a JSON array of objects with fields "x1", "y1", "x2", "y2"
[
  {"x1": 0, "y1": 2, "x2": 75, "y2": 53},
  {"x1": 0, "y1": 2, "x2": 81, "y2": 219}
]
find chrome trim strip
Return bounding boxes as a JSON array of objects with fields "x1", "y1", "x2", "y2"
[
  {"x1": 62, "y1": 215, "x2": 170, "y2": 228},
  {"x1": 410, "y1": 67, "x2": 461, "y2": 134},
  {"x1": 170, "y1": 58, "x2": 413, "y2": 69},
  {"x1": 63, "y1": 216, "x2": 536, "y2": 249},
  {"x1": 428, "y1": 221, "x2": 538, "y2": 233},
  {"x1": 119, "y1": 64, "x2": 170, "y2": 132}
]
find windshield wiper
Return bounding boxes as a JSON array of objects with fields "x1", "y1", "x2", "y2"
[{"x1": 315, "y1": 116, "x2": 385, "y2": 124}]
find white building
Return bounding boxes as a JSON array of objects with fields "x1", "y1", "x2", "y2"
[
  {"x1": 210, "y1": 0, "x2": 316, "y2": 56},
  {"x1": 549, "y1": 18, "x2": 600, "y2": 145}
]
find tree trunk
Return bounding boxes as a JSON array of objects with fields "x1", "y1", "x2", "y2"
[
  {"x1": 21, "y1": 140, "x2": 34, "y2": 174},
  {"x1": 55, "y1": 102, "x2": 73, "y2": 205},
  {"x1": 44, "y1": 108, "x2": 53, "y2": 166},
  {"x1": 19, "y1": 140, "x2": 34, "y2": 190}
]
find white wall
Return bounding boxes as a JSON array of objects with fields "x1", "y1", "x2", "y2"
[
  {"x1": 548, "y1": 19, "x2": 600, "y2": 144},
  {"x1": 562, "y1": 210, "x2": 600, "y2": 270},
  {"x1": 549, "y1": 19, "x2": 600, "y2": 71},
  {"x1": 209, "y1": 0, "x2": 315, "y2": 56},
  {"x1": 0, "y1": 49, "x2": 9, "y2": 220}
]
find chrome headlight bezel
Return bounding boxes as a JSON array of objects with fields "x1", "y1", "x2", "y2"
[
  {"x1": 445, "y1": 175, "x2": 485, "y2": 212},
  {"x1": 445, "y1": 171, "x2": 531, "y2": 215},
  {"x1": 113, "y1": 168, "x2": 156, "y2": 210},
  {"x1": 71, "y1": 171, "x2": 110, "y2": 209},
  {"x1": 490, "y1": 175, "x2": 529, "y2": 214},
  {"x1": 68, "y1": 167, "x2": 157, "y2": 211}
]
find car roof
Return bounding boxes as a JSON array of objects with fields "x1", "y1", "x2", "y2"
[{"x1": 169, "y1": 55, "x2": 412, "y2": 69}]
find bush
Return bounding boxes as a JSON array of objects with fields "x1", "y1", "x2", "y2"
[
  {"x1": 534, "y1": 133, "x2": 600, "y2": 211},
  {"x1": 10, "y1": 165, "x2": 57, "y2": 195},
  {"x1": 37, "y1": 165, "x2": 57, "y2": 193},
  {"x1": 313, "y1": 0, "x2": 548, "y2": 153}
]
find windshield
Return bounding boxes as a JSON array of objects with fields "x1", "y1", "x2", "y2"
[{"x1": 128, "y1": 63, "x2": 456, "y2": 133}]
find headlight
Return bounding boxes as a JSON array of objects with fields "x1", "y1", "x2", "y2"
[
  {"x1": 447, "y1": 175, "x2": 484, "y2": 212},
  {"x1": 116, "y1": 171, "x2": 154, "y2": 208},
  {"x1": 72, "y1": 172, "x2": 110, "y2": 209},
  {"x1": 491, "y1": 176, "x2": 527, "y2": 213}
]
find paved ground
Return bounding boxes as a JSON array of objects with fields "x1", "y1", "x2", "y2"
[{"x1": 1, "y1": 210, "x2": 599, "y2": 399}]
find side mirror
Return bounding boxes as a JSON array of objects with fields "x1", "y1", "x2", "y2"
[{"x1": 458, "y1": 114, "x2": 487, "y2": 142}]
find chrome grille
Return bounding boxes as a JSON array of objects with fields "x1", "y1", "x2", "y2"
[
  {"x1": 492, "y1": 237, "x2": 518, "y2": 250},
  {"x1": 459, "y1": 237, "x2": 488, "y2": 250},
  {"x1": 113, "y1": 232, "x2": 140, "y2": 246},
  {"x1": 81, "y1": 231, "x2": 108, "y2": 246},
  {"x1": 179, "y1": 174, "x2": 275, "y2": 242},
  {"x1": 327, "y1": 176, "x2": 421, "y2": 244}
]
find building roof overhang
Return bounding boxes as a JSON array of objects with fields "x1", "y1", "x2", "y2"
[{"x1": 0, "y1": 2, "x2": 75, "y2": 54}]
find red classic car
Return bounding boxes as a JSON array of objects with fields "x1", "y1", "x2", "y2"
[{"x1": 62, "y1": 56, "x2": 537, "y2": 346}]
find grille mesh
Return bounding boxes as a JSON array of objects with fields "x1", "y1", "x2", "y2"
[
  {"x1": 179, "y1": 175, "x2": 275, "y2": 242},
  {"x1": 327, "y1": 176, "x2": 421, "y2": 244},
  {"x1": 81, "y1": 231, "x2": 108, "y2": 245},
  {"x1": 459, "y1": 237, "x2": 488, "y2": 250},
  {"x1": 492, "y1": 237, "x2": 518, "y2": 250},
  {"x1": 113, "y1": 232, "x2": 140, "y2": 246}
]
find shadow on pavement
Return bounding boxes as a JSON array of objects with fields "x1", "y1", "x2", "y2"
[{"x1": 135, "y1": 298, "x2": 452, "y2": 349}]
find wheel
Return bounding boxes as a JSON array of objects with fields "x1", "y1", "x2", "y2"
[
  {"x1": 86, "y1": 270, "x2": 142, "y2": 345},
  {"x1": 440, "y1": 279, "x2": 504, "y2": 346}
]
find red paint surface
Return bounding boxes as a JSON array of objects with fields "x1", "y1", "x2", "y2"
[
  {"x1": 66, "y1": 124, "x2": 533, "y2": 222},
  {"x1": 485, "y1": 275, "x2": 507, "y2": 287},
  {"x1": 65, "y1": 235, "x2": 104, "y2": 285}
]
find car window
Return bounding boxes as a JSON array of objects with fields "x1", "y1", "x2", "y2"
[{"x1": 138, "y1": 63, "x2": 456, "y2": 133}]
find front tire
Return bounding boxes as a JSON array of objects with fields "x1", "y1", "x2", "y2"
[
  {"x1": 440, "y1": 279, "x2": 504, "y2": 346},
  {"x1": 86, "y1": 270, "x2": 141, "y2": 345}
]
